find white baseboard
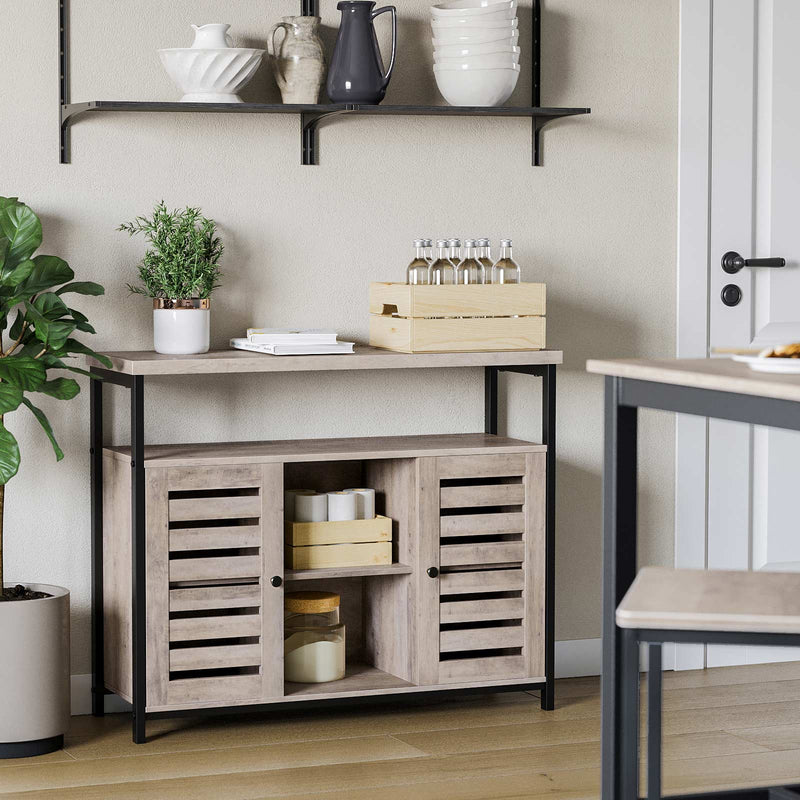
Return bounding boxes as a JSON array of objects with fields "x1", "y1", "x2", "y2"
[{"x1": 71, "y1": 638, "x2": 606, "y2": 716}]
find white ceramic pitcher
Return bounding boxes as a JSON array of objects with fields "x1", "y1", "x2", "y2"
[{"x1": 191, "y1": 24, "x2": 233, "y2": 49}]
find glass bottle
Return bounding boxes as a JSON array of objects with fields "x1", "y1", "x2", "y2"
[
  {"x1": 456, "y1": 239, "x2": 485, "y2": 284},
  {"x1": 492, "y1": 239, "x2": 521, "y2": 284},
  {"x1": 447, "y1": 238, "x2": 462, "y2": 269},
  {"x1": 477, "y1": 238, "x2": 494, "y2": 282},
  {"x1": 406, "y1": 240, "x2": 431, "y2": 285},
  {"x1": 430, "y1": 239, "x2": 455, "y2": 285},
  {"x1": 422, "y1": 239, "x2": 434, "y2": 265}
]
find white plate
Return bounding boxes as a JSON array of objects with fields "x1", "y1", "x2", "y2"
[{"x1": 732, "y1": 354, "x2": 800, "y2": 373}]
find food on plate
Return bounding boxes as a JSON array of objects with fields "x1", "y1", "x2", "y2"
[{"x1": 759, "y1": 343, "x2": 800, "y2": 359}]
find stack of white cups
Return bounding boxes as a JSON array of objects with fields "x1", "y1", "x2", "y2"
[
  {"x1": 432, "y1": 0, "x2": 520, "y2": 107},
  {"x1": 285, "y1": 488, "x2": 376, "y2": 522}
]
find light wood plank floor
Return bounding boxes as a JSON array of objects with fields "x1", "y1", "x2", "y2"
[{"x1": 4, "y1": 661, "x2": 800, "y2": 798}]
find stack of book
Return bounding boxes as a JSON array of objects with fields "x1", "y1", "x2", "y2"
[{"x1": 230, "y1": 328, "x2": 355, "y2": 356}]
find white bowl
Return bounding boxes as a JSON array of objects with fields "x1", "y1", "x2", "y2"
[
  {"x1": 432, "y1": 28, "x2": 519, "y2": 45},
  {"x1": 159, "y1": 48, "x2": 264, "y2": 102},
  {"x1": 434, "y1": 51, "x2": 520, "y2": 68},
  {"x1": 431, "y1": 0, "x2": 517, "y2": 19},
  {"x1": 431, "y1": 10, "x2": 516, "y2": 25},
  {"x1": 434, "y1": 40, "x2": 520, "y2": 58},
  {"x1": 432, "y1": 16, "x2": 518, "y2": 29},
  {"x1": 433, "y1": 63, "x2": 519, "y2": 106}
]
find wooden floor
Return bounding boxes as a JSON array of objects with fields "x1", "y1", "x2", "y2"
[{"x1": 4, "y1": 661, "x2": 800, "y2": 798}]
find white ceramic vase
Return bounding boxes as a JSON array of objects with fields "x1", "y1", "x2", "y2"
[
  {"x1": 0, "y1": 584, "x2": 70, "y2": 758},
  {"x1": 152, "y1": 299, "x2": 210, "y2": 355}
]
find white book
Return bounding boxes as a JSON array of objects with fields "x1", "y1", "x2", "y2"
[
  {"x1": 231, "y1": 338, "x2": 355, "y2": 356},
  {"x1": 246, "y1": 328, "x2": 338, "y2": 345}
]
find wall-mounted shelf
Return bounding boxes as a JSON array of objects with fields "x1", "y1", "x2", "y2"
[{"x1": 58, "y1": 0, "x2": 590, "y2": 166}]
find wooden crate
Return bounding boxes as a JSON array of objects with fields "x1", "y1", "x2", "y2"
[
  {"x1": 285, "y1": 515, "x2": 392, "y2": 546},
  {"x1": 285, "y1": 541, "x2": 392, "y2": 570},
  {"x1": 369, "y1": 283, "x2": 546, "y2": 353}
]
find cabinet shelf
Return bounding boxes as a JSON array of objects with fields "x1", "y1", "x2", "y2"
[
  {"x1": 284, "y1": 662, "x2": 414, "y2": 699},
  {"x1": 58, "y1": 0, "x2": 590, "y2": 165},
  {"x1": 285, "y1": 562, "x2": 413, "y2": 581}
]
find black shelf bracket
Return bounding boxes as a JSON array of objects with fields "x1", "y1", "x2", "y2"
[{"x1": 58, "y1": 0, "x2": 589, "y2": 166}]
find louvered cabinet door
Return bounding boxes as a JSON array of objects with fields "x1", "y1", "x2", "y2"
[
  {"x1": 145, "y1": 463, "x2": 283, "y2": 710},
  {"x1": 416, "y1": 452, "x2": 546, "y2": 686}
]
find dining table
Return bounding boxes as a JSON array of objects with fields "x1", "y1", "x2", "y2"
[{"x1": 586, "y1": 356, "x2": 800, "y2": 799}]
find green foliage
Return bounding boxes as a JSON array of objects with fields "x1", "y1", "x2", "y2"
[
  {"x1": 119, "y1": 202, "x2": 223, "y2": 299},
  {"x1": 0, "y1": 197, "x2": 110, "y2": 485}
]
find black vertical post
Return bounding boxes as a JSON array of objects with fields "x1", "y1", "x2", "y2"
[
  {"x1": 601, "y1": 376, "x2": 638, "y2": 800},
  {"x1": 619, "y1": 628, "x2": 640, "y2": 800},
  {"x1": 541, "y1": 364, "x2": 556, "y2": 710},
  {"x1": 484, "y1": 367, "x2": 499, "y2": 435},
  {"x1": 90, "y1": 371, "x2": 104, "y2": 717},
  {"x1": 59, "y1": 0, "x2": 70, "y2": 163},
  {"x1": 647, "y1": 643, "x2": 662, "y2": 800},
  {"x1": 302, "y1": 0, "x2": 319, "y2": 15},
  {"x1": 532, "y1": 0, "x2": 542, "y2": 165},
  {"x1": 131, "y1": 376, "x2": 147, "y2": 744}
]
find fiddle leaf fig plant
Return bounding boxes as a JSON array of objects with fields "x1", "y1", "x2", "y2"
[{"x1": 0, "y1": 197, "x2": 111, "y2": 598}]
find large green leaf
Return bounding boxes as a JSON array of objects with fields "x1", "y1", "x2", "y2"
[
  {"x1": 0, "y1": 383, "x2": 23, "y2": 415},
  {"x1": 25, "y1": 302, "x2": 75, "y2": 350},
  {"x1": 33, "y1": 292, "x2": 70, "y2": 320},
  {"x1": 37, "y1": 377, "x2": 80, "y2": 400},
  {"x1": 21, "y1": 255, "x2": 74, "y2": 295},
  {"x1": 22, "y1": 398, "x2": 63, "y2": 461},
  {"x1": 56, "y1": 281, "x2": 105, "y2": 296},
  {"x1": 0, "y1": 199, "x2": 42, "y2": 272},
  {"x1": 0, "y1": 356, "x2": 46, "y2": 391},
  {"x1": 0, "y1": 259, "x2": 34, "y2": 288},
  {"x1": 57, "y1": 338, "x2": 112, "y2": 368},
  {"x1": 0, "y1": 421, "x2": 20, "y2": 484}
]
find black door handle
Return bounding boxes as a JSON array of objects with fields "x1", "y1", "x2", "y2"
[
  {"x1": 427, "y1": 567, "x2": 439, "y2": 578},
  {"x1": 722, "y1": 251, "x2": 786, "y2": 274}
]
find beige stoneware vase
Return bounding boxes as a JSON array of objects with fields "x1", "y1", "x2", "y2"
[{"x1": 268, "y1": 16, "x2": 326, "y2": 104}]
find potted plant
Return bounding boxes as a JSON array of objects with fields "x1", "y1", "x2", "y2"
[
  {"x1": 119, "y1": 202, "x2": 223, "y2": 355},
  {"x1": 0, "y1": 196, "x2": 111, "y2": 758}
]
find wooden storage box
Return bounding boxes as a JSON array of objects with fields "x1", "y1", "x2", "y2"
[
  {"x1": 284, "y1": 515, "x2": 392, "y2": 546},
  {"x1": 285, "y1": 540, "x2": 392, "y2": 570},
  {"x1": 369, "y1": 282, "x2": 546, "y2": 353}
]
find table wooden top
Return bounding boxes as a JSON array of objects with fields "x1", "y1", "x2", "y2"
[
  {"x1": 88, "y1": 346, "x2": 563, "y2": 376},
  {"x1": 617, "y1": 567, "x2": 800, "y2": 634},
  {"x1": 586, "y1": 357, "x2": 800, "y2": 403}
]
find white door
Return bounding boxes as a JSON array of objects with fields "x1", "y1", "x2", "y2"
[{"x1": 678, "y1": 0, "x2": 800, "y2": 668}]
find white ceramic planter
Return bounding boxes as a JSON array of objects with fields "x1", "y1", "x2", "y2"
[
  {"x1": 0, "y1": 584, "x2": 70, "y2": 758},
  {"x1": 153, "y1": 299, "x2": 210, "y2": 355}
]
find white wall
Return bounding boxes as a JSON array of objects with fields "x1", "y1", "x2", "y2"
[{"x1": 0, "y1": 0, "x2": 678, "y2": 677}]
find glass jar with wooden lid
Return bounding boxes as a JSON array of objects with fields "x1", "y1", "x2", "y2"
[{"x1": 284, "y1": 591, "x2": 346, "y2": 684}]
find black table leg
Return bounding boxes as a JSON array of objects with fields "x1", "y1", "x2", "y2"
[
  {"x1": 130, "y1": 376, "x2": 147, "y2": 744},
  {"x1": 647, "y1": 642, "x2": 662, "y2": 800},
  {"x1": 619, "y1": 627, "x2": 640, "y2": 800},
  {"x1": 90, "y1": 371, "x2": 104, "y2": 717},
  {"x1": 541, "y1": 364, "x2": 556, "y2": 710},
  {"x1": 601, "y1": 376, "x2": 638, "y2": 800}
]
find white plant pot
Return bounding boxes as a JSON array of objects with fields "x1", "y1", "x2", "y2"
[
  {"x1": 153, "y1": 300, "x2": 210, "y2": 355},
  {"x1": 0, "y1": 584, "x2": 70, "y2": 758}
]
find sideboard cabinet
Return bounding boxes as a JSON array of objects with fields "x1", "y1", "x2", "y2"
[{"x1": 101, "y1": 437, "x2": 546, "y2": 713}]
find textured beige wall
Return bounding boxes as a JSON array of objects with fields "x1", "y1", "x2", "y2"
[{"x1": 0, "y1": 0, "x2": 678, "y2": 674}]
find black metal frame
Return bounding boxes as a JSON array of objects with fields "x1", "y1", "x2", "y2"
[
  {"x1": 91, "y1": 363, "x2": 557, "y2": 742},
  {"x1": 602, "y1": 374, "x2": 800, "y2": 800},
  {"x1": 58, "y1": 0, "x2": 590, "y2": 165}
]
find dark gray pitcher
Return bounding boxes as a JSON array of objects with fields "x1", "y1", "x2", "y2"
[{"x1": 327, "y1": 1, "x2": 397, "y2": 104}]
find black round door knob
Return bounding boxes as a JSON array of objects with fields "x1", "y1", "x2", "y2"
[
  {"x1": 721, "y1": 284, "x2": 742, "y2": 307},
  {"x1": 427, "y1": 567, "x2": 439, "y2": 579},
  {"x1": 270, "y1": 576, "x2": 283, "y2": 588}
]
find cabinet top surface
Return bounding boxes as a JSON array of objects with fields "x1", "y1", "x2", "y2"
[
  {"x1": 88, "y1": 346, "x2": 563, "y2": 376},
  {"x1": 587, "y1": 357, "x2": 800, "y2": 403},
  {"x1": 104, "y1": 433, "x2": 546, "y2": 467}
]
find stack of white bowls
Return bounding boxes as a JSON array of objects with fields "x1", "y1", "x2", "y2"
[{"x1": 432, "y1": 0, "x2": 520, "y2": 107}]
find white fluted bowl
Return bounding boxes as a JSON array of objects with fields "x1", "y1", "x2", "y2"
[
  {"x1": 432, "y1": 15, "x2": 518, "y2": 29},
  {"x1": 432, "y1": 28, "x2": 519, "y2": 45},
  {"x1": 159, "y1": 48, "x2": 265, "y2": 103},
  {"x1": 434, "y1": 40, "x2": 520, "y2": 58},
  {"x1": 431, "y1": 0, "x2": 517, "y2": 19},
  {"x1": 433, "y1": 63, "x2": 519, "y2": 106}
]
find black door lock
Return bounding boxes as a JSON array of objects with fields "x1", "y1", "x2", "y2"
[{"x1": 721, "y1": 284, "x2": 742, "y2": 307}]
